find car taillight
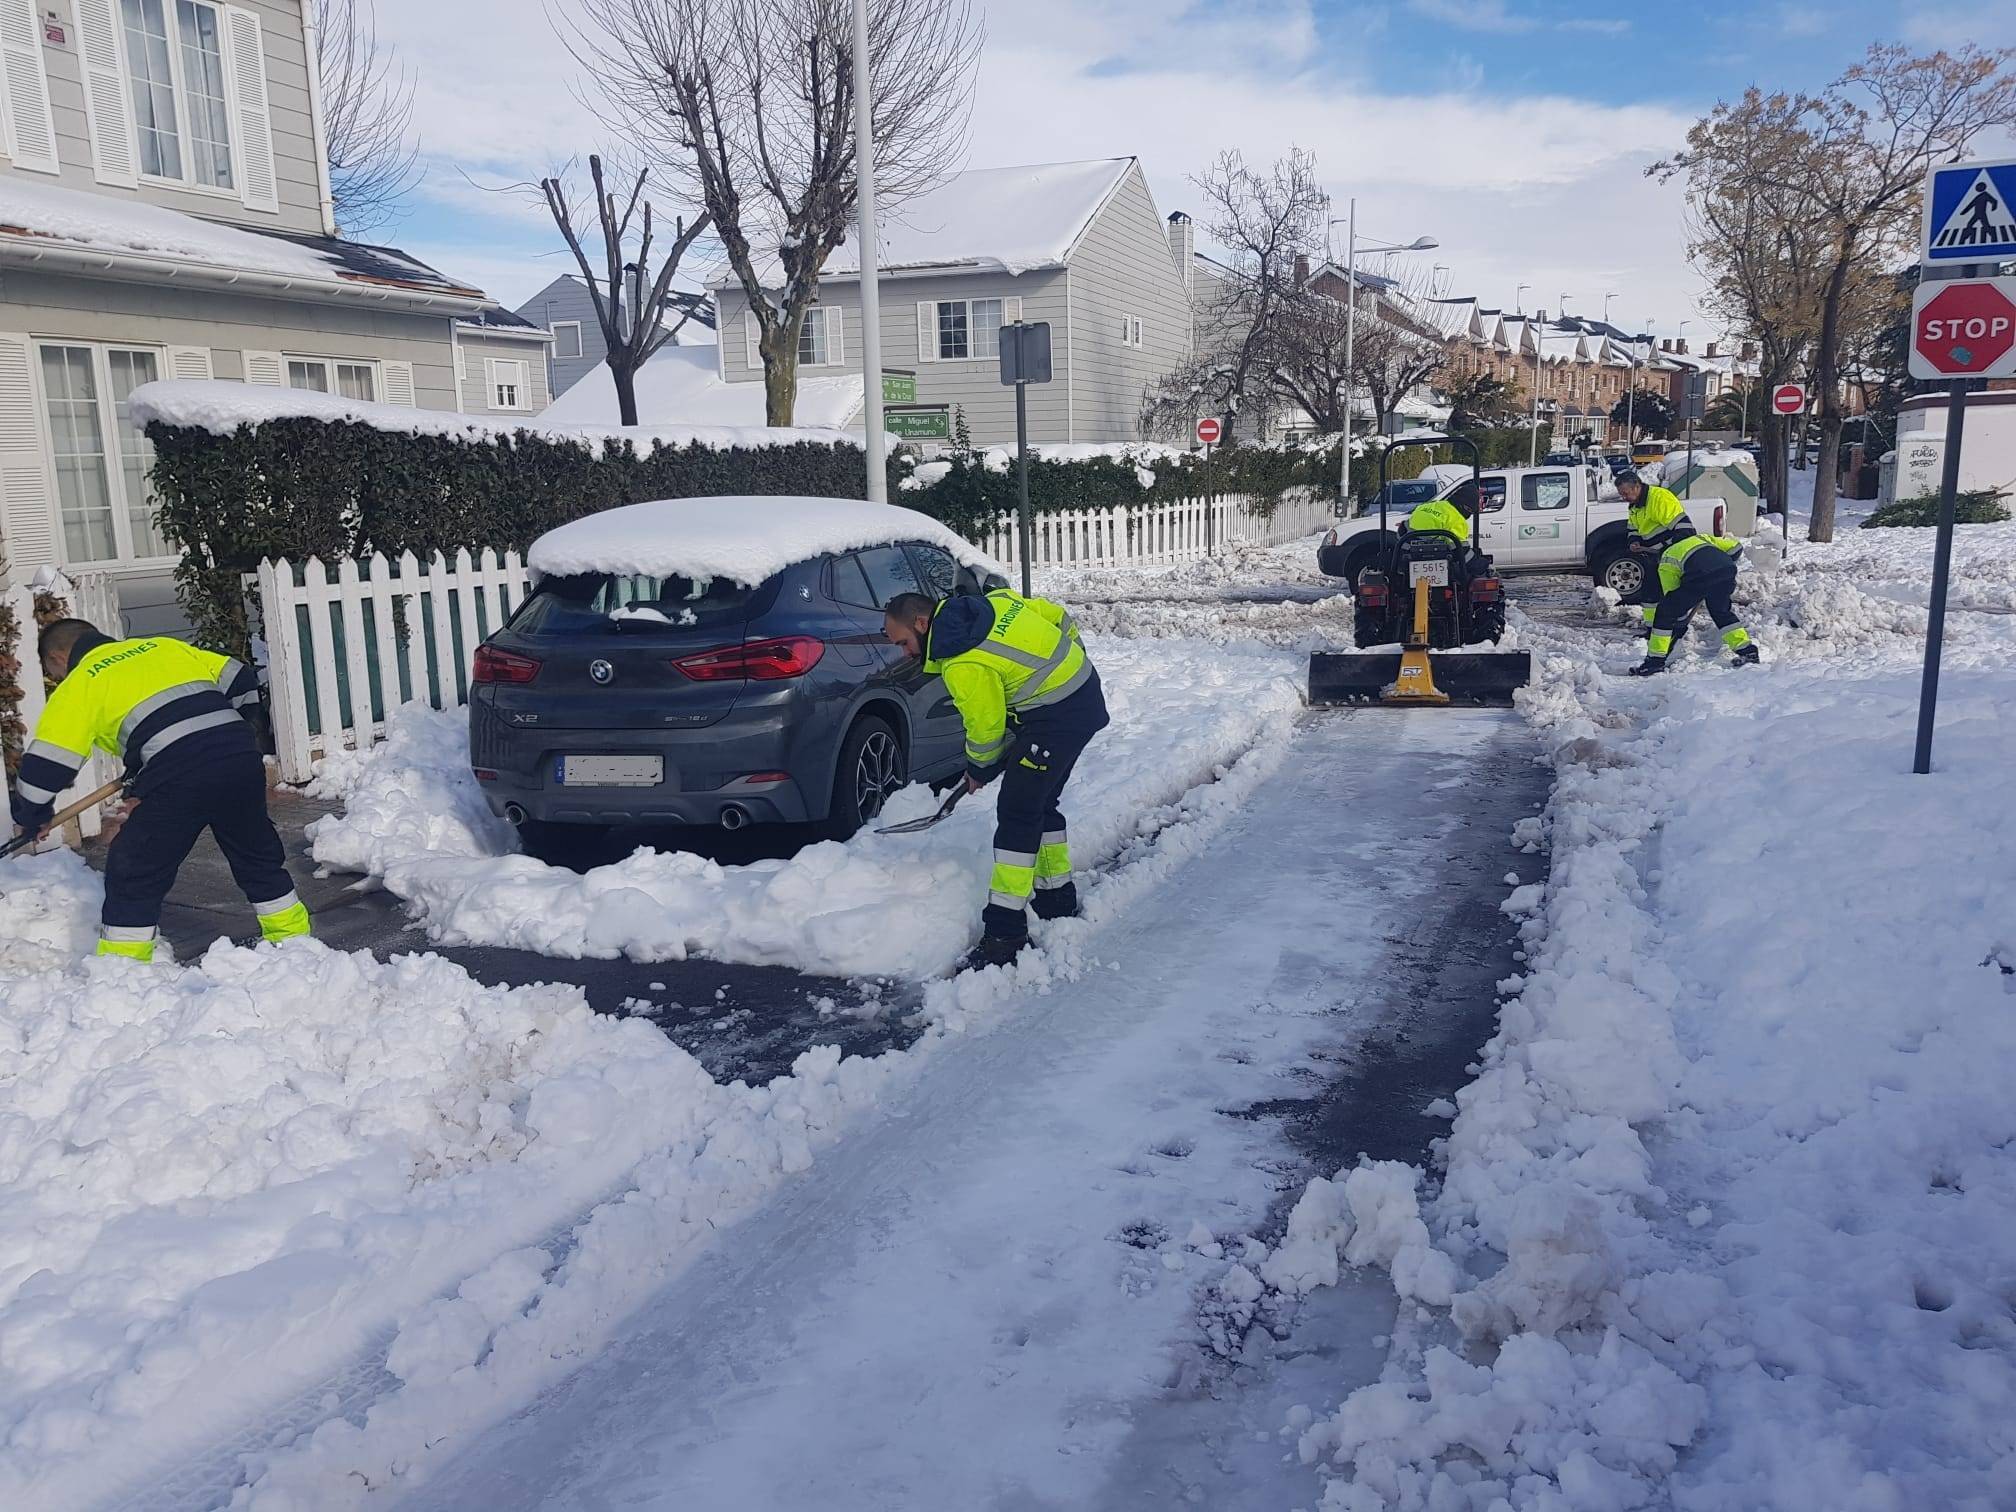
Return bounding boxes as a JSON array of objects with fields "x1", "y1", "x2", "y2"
[
  {"x1": 473, "y1": 645, "x2": 541, "y2": 684},
  {"x1": 675, "y1": 636, "x2": 826, "y2": 681},
  {"x1": 1469, "y1": 576, "x2": 1504, "y2": 603}
]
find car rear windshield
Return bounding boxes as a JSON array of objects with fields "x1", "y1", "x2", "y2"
[{"x1": 510, "y1": 572, "x2": 764, "y2": 635}]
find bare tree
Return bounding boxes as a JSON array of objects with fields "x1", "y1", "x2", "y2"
[
  {"x1": 311, "y1": 0, "x2": 420, "y2": 237},
  {"x1": 569, "y1": 0, "x2": 982, "y2": 425},
  {"x1": 537, "y1": 154, "x2": 712, "y2": 426}
]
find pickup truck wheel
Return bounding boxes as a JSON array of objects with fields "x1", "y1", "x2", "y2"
[{"x1": 1594, "y1": 551, "x2": 1647, "y2": 598}]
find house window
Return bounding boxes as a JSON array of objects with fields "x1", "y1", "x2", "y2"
[
  {"x1": 121, "y1": 0, "x2": 235, "y2": 190},
  {"x1": 489, "y1": 358, "x2": 529, "y2": 411},
  {"x1": 1121, "y1": 315, "x2": 1144, "y2": 348},
  {"x1": 285, "y1": 358, "x2": 376, "y2": 400},
  {"x1": 553, "y1": 321, "x2": 583, "y2": 360},
  {"x1": 934, "y1": 298, "x2": 1002, "y2": 361},
  {"x1": 37, "y1": 342, "x2": 172, "y2": 565},
  {"x1": 799, "y1": 310, "x2": 829, "y2": 366}
]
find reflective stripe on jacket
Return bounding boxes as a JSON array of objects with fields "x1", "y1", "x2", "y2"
[
  {"x1": 10, "y1": 637, "x2": 260, "y2": 829},
  {"x1": 1406, "y1": 499, "x2": 1470, "y2": 539},
  {"x1": 1657, "y1": 532, "x2": 1742, "y2": 593},
  {"x1": 923, "y1": 590, "x2": 1092, "y2": 778},
  {"x1": 1628, "y1": 485, "x2": 1695, "y2": 547}
]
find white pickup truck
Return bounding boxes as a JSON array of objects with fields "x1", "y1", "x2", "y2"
[{"x1": 1316, "y1": 463, "x2": 1754, "y2": 599}]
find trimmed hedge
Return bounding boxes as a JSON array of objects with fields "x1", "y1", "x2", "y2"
[{"x1": 1860, "y1": 488, "x2": 2011, "y2": 529}]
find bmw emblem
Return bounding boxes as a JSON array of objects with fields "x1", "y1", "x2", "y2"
[{"x1": 588, "y1": 659, "x2": 615, "y2": 685}]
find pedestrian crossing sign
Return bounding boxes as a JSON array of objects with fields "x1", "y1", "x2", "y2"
[{"x1": 1924, "y1": 158, "x2": 2016, "y2": 262}]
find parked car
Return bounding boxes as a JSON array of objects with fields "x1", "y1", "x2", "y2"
[
  {"x1": 468, "y1": 496, "x2": 1008, "y2": 843},
  {"x1": 1316, "y1": 463, "x2": 1753, "y2": 598}
]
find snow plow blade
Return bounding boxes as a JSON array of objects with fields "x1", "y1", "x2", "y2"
[{"x1": 1307, "y1": 650, "x2": 1531, "y2": 707}]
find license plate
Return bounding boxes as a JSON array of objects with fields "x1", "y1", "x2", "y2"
[
  {"x1": 1408, "y1": 560, "x2": 1450, "y2": 587},
  {"x1": 556, "y1": 754, "x2": 663, "y2": 787}
]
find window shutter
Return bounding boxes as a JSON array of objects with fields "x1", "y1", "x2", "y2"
[
  {"x1": 1004, "y1": 297, "x2": 1022, "y2": 328},
  {"x1": 916, "y1": 302, "x2": 937, "y2": 363},
  {"x1": 0, "y1": 332, "x2": 59, "y2": 578},
  {"x1": 381, "y1": 361, "x2": 416, "y2": 407},
  {"x1": 0, "y1": 0, "x2": 59, "y2": 175},
  {"x1": 242, "y1": 351, "x2": 285, "y2": 386},
  {"x1": 825, "y1": 305, "x2": 844, "y2": 367},
  {"x1": 165, "y1": 346, "x2": 214, "y2": 382},
  {"x1": 72, "y1": 0, "x2": 137, "y2": 186},
  {"x1": 742, "y1": 312, "x2": 760, "y2": 371},
  {"x1": 223, "y1": 6, "x2": 279, "y2": 213}
]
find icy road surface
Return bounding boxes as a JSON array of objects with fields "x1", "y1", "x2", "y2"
[{"x1": 394, "y1": 709, "x2": 1541, "y2": 1512}]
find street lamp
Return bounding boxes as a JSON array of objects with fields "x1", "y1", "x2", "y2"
[
  {"x1": 1602, "y1": 292, "x2": 1617, "y2": 327},
  {"x1": 1326, "y1": 199, "x2": 1437, "y2": 503}
]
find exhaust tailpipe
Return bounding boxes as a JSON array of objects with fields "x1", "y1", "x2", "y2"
[
  {"x1": 504, "y1": 802, "x2": 529, "y2": 825},
  {"x1": 720, "y1": 804, "x2": 751, "y2": 831}
]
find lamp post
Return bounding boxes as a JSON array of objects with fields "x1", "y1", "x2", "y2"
[
  {"x1": 1627, "y1": 320, "x2": 1652, "y2": 445},
  {"x1": 851, "y1": 0, "x2": 886, "y2": 500},
  {"x1": 1325, "y1": 201, "x2": 1436, "y2": 504},
  {"x1": 1602, "y1": 291, "x2": 1617, "y2": 328}
]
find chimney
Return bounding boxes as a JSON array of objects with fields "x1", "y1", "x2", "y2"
[
  {"x1": 1675, "y1": 337, "x2": 1689, "y2": 354},
  {"x1": 1741, "y1": 340, "x2": 1759, "y2": 361},
  {"x1": 1660, "y1": 339, "x2": 1673, "y2": 353},
  {"x1": 1166, "y1": 211, "x2": 1194, "y2": 297},
  {"x1": 1705, "y1": 342, "x2": 1719, "y2": 359},
  {"x1": 1293, "y1": 253, "x2": 1310, "y2": 286}
]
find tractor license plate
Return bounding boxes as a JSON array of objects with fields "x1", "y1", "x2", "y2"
[
  {"x1": 556, "y1": 754, "x2": 663, "y2": 787},
  {"x1": 1408, "y1": 560, "x2": 1450, "y2": 587}
]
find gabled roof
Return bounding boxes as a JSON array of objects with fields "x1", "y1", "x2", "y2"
[
  {"x1": 0, "y1": 175, "x2": 487, "y2": 311},
  {"x1": 747, "y1": 157, "x2": 1138, "y2": 284},
  {"x1": 456, "y1": 305, "x2": 551, "y2": 341}
]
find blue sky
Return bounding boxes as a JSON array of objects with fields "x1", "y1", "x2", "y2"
[{"x1": 373, "y1": 0, "x2": 2016, "y2": 340}]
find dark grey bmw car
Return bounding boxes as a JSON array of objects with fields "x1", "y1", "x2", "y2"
[{"x1": 468, "y1": 497, "x2": 1007, "y2": 841}]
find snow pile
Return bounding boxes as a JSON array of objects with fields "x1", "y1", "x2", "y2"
[
  {"x1": 522, "y1": 494, "x2": 1004, "y2": 583},
  {"x1": 309, "y1": 636, "x2": 1302, "y2": 979},
  {"x1": 539, "y1": 346, "x2": 867, "y2": 431},
  {"x1": 0, "y1": 848, "x2": 102, "y2": 973},
  {"x1": 128, "y1": 379, "x2": 864, "y2": 456},
  {"x1": 1287, "y1": 522, "x2": 2016, "y2": 1509}
]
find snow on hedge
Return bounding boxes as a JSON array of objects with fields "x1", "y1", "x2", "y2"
[
  {"x1": 307, "y1": 635, "x2": 1302, "y2": 980},
  {"x1": 524, "y1": 494, "x2": 1004, "y2": 584},
  {"x1": 127, "y1": 380, "x2": 863, "y2": 457},
  {"x1": 1266, "y1": 524, "x2": 2016, "y2": 1509}
]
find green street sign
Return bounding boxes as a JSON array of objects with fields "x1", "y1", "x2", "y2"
[
  {"x1": 882, "y1": 371, "x2": 917, "y2": 404},
  {"x1": 885, "y1": 407, "x2": 948, "y2": 440}
]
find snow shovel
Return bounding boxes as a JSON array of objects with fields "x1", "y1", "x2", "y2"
[
  {"x1": 0, "y1": 776, "x2": 127, "y2": 860},
  {"x1": 875, "y1": 786, "x2": 964, "y2": 836}
]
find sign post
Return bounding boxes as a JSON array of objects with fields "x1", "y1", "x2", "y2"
[
  {"x1": 999, "y1": 322, "x2": 1053, "y2": 595},
  {"x1": 1906, "y1": 162, "x2": 2016, "y2": 772}
]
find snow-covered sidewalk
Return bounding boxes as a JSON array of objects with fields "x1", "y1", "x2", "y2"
[{"x1": 1278, "y1": 516, "x2": 2016, "y2": 1509}]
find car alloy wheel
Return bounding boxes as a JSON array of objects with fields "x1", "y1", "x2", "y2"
[{"x1": 854, "y1": 727, "x2": 904, "y2": 818}]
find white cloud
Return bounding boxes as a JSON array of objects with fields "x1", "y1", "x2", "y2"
[
  {"x1": 1900, "y1": 0, "x2": 2016, "y2": 48},
  {"x1": 1404, "y1": 0, "x2": 1627, "y2": 34},
  {"x1": 373, "y1": 0, "x2": 1713, "y2": 337}
]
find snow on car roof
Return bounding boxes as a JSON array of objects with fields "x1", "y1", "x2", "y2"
[{"x1": 525, "y1": 496, "x2": 1007, "y2": 586}]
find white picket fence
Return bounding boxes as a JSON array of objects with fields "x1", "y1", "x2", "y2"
[
  {"x1": 249, "y1": 492, "x2": 1335, "y2": 782},
  {"x1": 252, "y1": 550, "x2": 528, "y2": 783},
  {"x1": 8, "y1": 572, "x2": 125, "y2": 843},
  {"x1": 977, "y1": 490, "x2": 1333, "y2": 570}
]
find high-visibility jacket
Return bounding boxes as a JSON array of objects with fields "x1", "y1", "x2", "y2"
[
  {"x1": 1658, "y1": 532, "x2": 1742, "y2": 593},
  {"x1": 11, "y1": 636, "x2": 261, "y2": 830},
  {"x1": 1405, "y1": 499, "x2": 1471, "y2": 540},
  {"x1": 924, "y1": 590, "x2": 1093, "y2": 781},
  {"x1": 1629, "y1": 485, "x2": 1695, "y2": 547}
]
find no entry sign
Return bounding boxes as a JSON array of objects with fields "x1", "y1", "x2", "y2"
[
  {"x1": 1911, "y1": 277, "x2": 2016, "y2": 379},
  {"x1": 1771, "y1": 383, "x2": 1807, "y2": 415},
  {"x1": 1195, "y1": 416, "x2": 1223, "y2": 445}
]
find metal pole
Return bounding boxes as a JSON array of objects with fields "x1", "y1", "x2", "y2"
[
  {"x1": 1912, "y1": 379, "x2": 1968, "y2": 774},
  {"x1": 1529, "y1": 310, "x2": 1543, "y2": 466},
  {"x1": 1015, "y1": 375, "x2": 1033, "y2": 596},
  {"x1": 1339, "y1": 197, "x2": 1357, "y2": 507},
  {"x1": 851, "y1": 0, "x2": 886, "y2": 501}
]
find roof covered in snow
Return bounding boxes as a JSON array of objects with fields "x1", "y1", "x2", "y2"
[
  {"x1": 740, "y1": 158, "x2": 1137, "y2": 283},
  {"x1": 127, "y1": 379, "x2": 862, "y2": 458},
  {"x1": 540, "y1": 347, "x2": 865, "y2": 430},
  {"x1": 456, "y1": 305, "x2": 551, "y2": 339},
  {"x1": 0, "y1": 177, "x2": 487, "y2": 309},
  {"x1": 526, "y1": 495, "x2": 1005, "y2": 584}
]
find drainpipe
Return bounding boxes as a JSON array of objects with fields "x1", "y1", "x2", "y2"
[{"x1": 300, "y1": 2, "x2": 340, "y2": 236}]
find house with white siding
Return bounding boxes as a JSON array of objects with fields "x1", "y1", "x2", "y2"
[
  {"x1": 0, "y1": 0, "x2": 516, "y2": 631},
  {"x1": 515, "y1": 271, "x2": 715, "y2": 400},
  {"x1": 711, "y1": 157, "x2": 1193, "y2": 447}
]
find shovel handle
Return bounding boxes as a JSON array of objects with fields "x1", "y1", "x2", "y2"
[{"x1": 0, "y1": 776, "x2": 128, "y2": 860}]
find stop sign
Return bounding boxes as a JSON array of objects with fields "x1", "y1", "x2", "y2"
[
  {"x1": 1195, "y1": 416, "x2": 1222, "y2": 445},
  {"x1": 1911, "y1": 278, "x2": 2016, "y2": 378},
  {"x1": 1771, "y1": 383, "x2": 1806, "y2": 415}
]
